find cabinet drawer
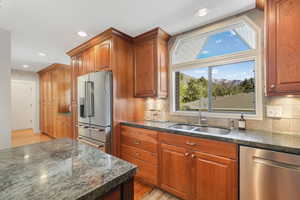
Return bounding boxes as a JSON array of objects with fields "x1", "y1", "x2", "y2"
[
  {"x1": 121, "y1": 154, "x2": 158, "y2": 185},
  {"x1": 159, "y1": 132, "x2": 237, "y2": 159},
  {"x1": 121, "y1": 126, "x2": 158, "y2": 153},
  {"x1": 121, "y1": 144, "x2": 157, "y2": 165}
]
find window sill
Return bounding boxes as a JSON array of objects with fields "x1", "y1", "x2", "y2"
[{"x1": 170, "y1": 111, "x2": 263, "y2": 120}]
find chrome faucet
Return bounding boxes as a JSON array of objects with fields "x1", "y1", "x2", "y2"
[{"x1": 228, "y1": 119, "x2": 235, "y2": 130}]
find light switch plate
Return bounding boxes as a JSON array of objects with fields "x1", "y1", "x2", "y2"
[{"x1": 266, "y1": 106, "x2": 282, "y2": 118}]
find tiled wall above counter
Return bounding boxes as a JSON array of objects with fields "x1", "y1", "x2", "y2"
[{"x1": 144, "y1": 96, "x2": 300, "y2": 136}]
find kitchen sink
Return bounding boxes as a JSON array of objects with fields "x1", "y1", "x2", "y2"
[
  {"x1": 168, "y1": 124, "x2": 230, "y2": 135},
  {"x1": 168, "y1": 124, "x2": 198, "y2": 131}
]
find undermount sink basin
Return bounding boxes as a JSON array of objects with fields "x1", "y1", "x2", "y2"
[
  {"x1": 168, "y1": 124, "x2": 230, "y2": 135},
  {"x1": 193, "y1": 126, "x2": 230, "y2": 135},
  {"x1": 168, "y1": 124, "x2": 198, "y2": 131}
]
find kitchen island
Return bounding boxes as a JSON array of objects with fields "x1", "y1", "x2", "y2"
[{"x1": 0, "y1": 139, "x2": 136, "y2": 200}]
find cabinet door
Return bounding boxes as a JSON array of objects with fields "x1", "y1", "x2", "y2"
[
  {"x1": 159, "y1": 143, "x2": 191, "y2": 200},
  {"x1": 267, "y1": 0, "x2": 300, "y2": 95},
  {"x1": 134, "y1": 40, "x2": 156, "y2": 97},
  {"x1": 95, "y1": 40, "x2": 111, "y2": 71},
  {"x1": 193, "y1": 151, "x2": 237, "y2": 200}
]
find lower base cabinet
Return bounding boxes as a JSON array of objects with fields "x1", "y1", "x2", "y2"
[
  {"x1": 120, "y1": 126, "x2": 238, "y2": 200},
  {"x1": 159, "y1": 143, "x2": 191, "y2": 200},
  {"x1": 193, "y1": 151, "x2": 237, "y2": 200}
]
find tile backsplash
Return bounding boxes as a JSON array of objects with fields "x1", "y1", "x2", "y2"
[{"x1": 144, "y1": 96, "x2": 300, "y2": 136}]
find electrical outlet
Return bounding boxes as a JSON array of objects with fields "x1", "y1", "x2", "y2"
[{"x1": 266, "y1": 106, "x2": 282, "y2": 118}]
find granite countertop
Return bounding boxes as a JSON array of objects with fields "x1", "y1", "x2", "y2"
[
  {"x1": 121, "y1": 121, "x2": 300, "y2": 155},
  {"x1": 0, "y1": 139, "x2": 137, "y2": 200}
]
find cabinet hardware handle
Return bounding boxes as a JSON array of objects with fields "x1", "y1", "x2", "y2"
[
  {"x1": 135, "y1": 152, "x2": 140, "y2": 156},
  {"x1": 186, "y1": 141, "x2": 196, "y2": 146},
  {"x1": 270, "y1": 84, "x2": 275, "y2": 89},
  {"x1": 191, "y1": 154, "x2": 195, "y2": 158},
  {"x1": 185, "y1": 153, "x2": 190, "y2": 156},
  {"x1": 134, "y1": 141, "x2": 140, "y2": 145}
]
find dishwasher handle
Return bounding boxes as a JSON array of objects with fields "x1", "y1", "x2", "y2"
[{"x1": 253, "y1": 156, "x2": 300, "y2": 172}]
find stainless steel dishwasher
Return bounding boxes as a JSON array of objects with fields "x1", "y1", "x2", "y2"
[{"x1": 240, "y1": 146, "x2": 300, "y2": 200}]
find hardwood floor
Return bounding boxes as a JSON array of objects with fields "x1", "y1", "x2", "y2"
[
  {"x1": 135, "y1": 181, "x2": 180, "y2": 200},
  {"x1": 11, "y1": 129, "x2": 53, "y2": 147}
]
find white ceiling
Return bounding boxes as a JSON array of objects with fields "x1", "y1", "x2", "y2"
[{"x1": 0, "y1": 0, "x2": 255, "y2": 72}]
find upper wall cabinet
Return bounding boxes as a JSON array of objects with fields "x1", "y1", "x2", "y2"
[
  {"x1": 267, "y1": 0, "x2": 300, "y2": 96},
  {"x1": 134, "y1": 28, "x2": 170, "y2": 98},
  {"x1": 95, "y1": 40, "x2": 111, "y2": 71}
]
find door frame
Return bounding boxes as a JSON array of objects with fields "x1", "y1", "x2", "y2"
[{"x1": 11, "y1": 80, "x2": 38, "y2": 133}]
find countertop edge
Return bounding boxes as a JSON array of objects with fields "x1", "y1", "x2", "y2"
[
  {"x1": 120, "y1": 122, "x2": 300, "y2": 156},
  {"x1": 77, "y1": 168, "x2": 137, "y2": 200}
]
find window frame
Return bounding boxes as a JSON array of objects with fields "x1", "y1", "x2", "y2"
[{"x1": 169, "y1": 16, "x2": 264, "y2": 120}]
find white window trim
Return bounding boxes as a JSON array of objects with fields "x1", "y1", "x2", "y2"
[{"x1": 169, "y1": 15, "x2": 264, "y2": 120}]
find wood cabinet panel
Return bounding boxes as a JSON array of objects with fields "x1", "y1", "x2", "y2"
[
  {"x1": 134, "y1": 28, "x2": 170, "y2": 98},
  {"x1": 121, "y1": 144, "x2": 157, "y2": 165},
  {"x1": 158, "y1": 40, "x2": 168, "y2": 97},
  {"x1": 134, "y1": 40, "x2": 156, "y2": 97},
  {"x1": 267, "y1": 0, "x2": 300, "y2": 95},
  {"x1": 193, "y1": 151, "x2": 237, "y2": 200},
  {"x1": 159, "y1": 143, "x2": 191, "y2": 200},
  {"x1": 159, "y1": 132, "x2": 237, "y2": 159},
  {"x1": 38, "y1": 64, "x2": 71, "y2": 139},
  {"x1": 95, "y1": 40, "x2": 111, "y2": 71},
  {"x1": 122, "y1": 153, "x2": 158, "y2": 185},
  {"x1": 121, "y1": 126, "x2": 158, "y2": 153}
]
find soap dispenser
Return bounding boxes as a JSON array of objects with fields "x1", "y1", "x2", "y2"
[{"x1": 238, "y1": 113, "x2": 246, "y2": 130}]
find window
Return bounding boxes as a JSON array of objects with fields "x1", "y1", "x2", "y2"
[{"x1": 170, "y1": 17, "x2": 263, "y2": 119}]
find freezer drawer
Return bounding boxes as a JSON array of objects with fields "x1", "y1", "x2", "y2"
[{"x1": 240, "y1": 146, "x2": 300, "y2": 200}]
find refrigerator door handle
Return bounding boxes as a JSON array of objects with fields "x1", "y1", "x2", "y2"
[
  {"x1": 84, "y1": 81, "x2": 89, "y2": 118},
  {"x1": 87, "y1": 81, "x2": 95, "y2": 117}
]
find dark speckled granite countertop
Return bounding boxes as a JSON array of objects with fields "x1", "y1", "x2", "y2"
[
  {"x1": 0, "y1": 139, "x2": 136, "y2": 200},
  {"x1": 121, "y1": 121, "x2": 300, "y2": 155}
]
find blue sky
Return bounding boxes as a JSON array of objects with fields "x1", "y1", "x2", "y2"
[
  {"x1": 180, "y1": 30, "x2": 254, "y2": 81},
  {"x1": 197, "y1": 30, "x2": 250, "y2": 59}
]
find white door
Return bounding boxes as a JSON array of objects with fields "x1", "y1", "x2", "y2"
[{"x1": 11, "y1": 81, "x2": 35, "y2": 131}]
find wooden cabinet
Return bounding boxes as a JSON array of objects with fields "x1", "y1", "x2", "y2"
[
  {"x1": 55, "y1": 114, "x2": 72, "y2": 139},
  {"x1": 39, "y1": 71, "x2": 53, "y2": 136},
  {"x1": 158, "y1": 131, "x2": 238, "y2": 200},
  {"x1": 267, "y1": 0, "x2": 300, "y2": 95},
  {"x1": 120, "y1": 126, "x2": 158, "y2": 186},
  {"x1": 38, "y1": 64, "x2": 72, "y2": 138},
  {"x1": 120, "y1": 125, "x2": 238, "y2": 200},
  {"x1": 95, "y1": 40, "x2": 111, "y2": 71},
  {"x1": 134, "y1": 28, "x2": 170, "y2": 98},
  {"x1": 193, "y1": 151, "x2": 237, "y2": 200},
  {"x1": 159, "y1": 143, "x2": 191, "y2": 200}
]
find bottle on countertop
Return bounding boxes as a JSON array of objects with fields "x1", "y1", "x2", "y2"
[{"x1": 238, "y1": 113, "x2": 246, "y2": 130}]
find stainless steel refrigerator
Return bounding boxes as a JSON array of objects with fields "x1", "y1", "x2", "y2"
[{"x1": 77, "y1": 71, "x2": 112, "y2": 153}]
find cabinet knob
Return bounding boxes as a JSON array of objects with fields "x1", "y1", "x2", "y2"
[
  {"x1": 134, "y1": 140, "x2": 140, "y2": 145},
  {"x1": 270, "y1": 84, "x2": 275, "y2": 89},
  {"x1": 186, "y1": 141, "x2": 196, "y2": 146},
  {"x1": 135, "y1": 152, "x2": 140, "y2": 156},
  {"x1": 191, "y1": 154, "x2": 195, "y2": 158},
  {"x1": 185, "y1": 153, "x2": 190, "y2": 157}
]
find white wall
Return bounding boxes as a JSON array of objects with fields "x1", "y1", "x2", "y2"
[
  {"x1": 11, "y1": 69, "x2": 40, "y2": 133},
  {"x1": 0, "y1": 29, "x2": 11, "y2": 149}
]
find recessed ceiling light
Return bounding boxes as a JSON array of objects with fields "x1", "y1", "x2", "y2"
[
  {"x1": 196, "y1": 8, "x2": 208, "y2": 17},
  {"x1": 78, "y1": 31, "x2": 88, "y2": 37},
  {"x1": 38, "y1": 52, "x2": 46, "y2": 57},
  {"x1": 23, "y1": 64, "x2": 29, "y2": 68}
]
